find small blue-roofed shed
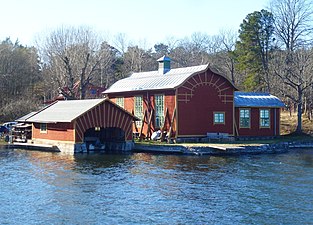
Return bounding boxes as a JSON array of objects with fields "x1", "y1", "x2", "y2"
[{"x1": 234, "y1": 92, "x2": 285, "y2": 137}]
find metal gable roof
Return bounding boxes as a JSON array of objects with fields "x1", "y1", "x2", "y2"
[
  {"x1": 234, "y1": 92, "x2": 285, "y2": 108},
  {"x1": 16, "y1": 111, "x2": 38, "y2": 122},
  {"x1": 103, "y1": 64, "x2": 209, "y2": 94},
  {"x1": 26, "y1": 99, "x2": 105, "y2": 123}
]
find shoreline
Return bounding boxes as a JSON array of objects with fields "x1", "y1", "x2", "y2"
[
  {"x1": 134, "y1": 140, "x2": 313, "y2": 155},
  {"x1": 1, "y1": 140, "x2": 313, "y2": 155}
]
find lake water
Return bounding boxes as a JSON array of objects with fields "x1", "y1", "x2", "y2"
[{"x1": 0, "y1": 148, "x2": 313, "y2": 225}]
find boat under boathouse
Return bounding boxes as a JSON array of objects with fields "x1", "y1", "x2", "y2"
[{"x1": 23, "y1": 98, "x2": 139, "y2": 153}]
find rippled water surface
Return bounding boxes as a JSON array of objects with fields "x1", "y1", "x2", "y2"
[{"x1": 1, "y1": 148, "x2": 313, "y2": 224}]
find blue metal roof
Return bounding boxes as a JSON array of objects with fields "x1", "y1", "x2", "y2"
[{"x1": 234, "y1": 92, "x2": 285, "y2": 108}]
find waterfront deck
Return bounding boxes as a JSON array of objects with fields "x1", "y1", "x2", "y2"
[
  {"x1": 2, "y1": 140, "x2": 313, "y2": 155},
  {"x1": 5, "y1": 142, "x2": 60, "y2": 152},
  {"x1": 134, "y1": 141, "x2": 313, "y2": 155}
]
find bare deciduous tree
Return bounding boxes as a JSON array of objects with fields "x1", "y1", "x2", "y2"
[
  {"x1": 113, "y1": 33, "x2": 129, "y2": 56},
  {"x1": 271, "y1": 0, "x2": 313, "y2": 51},
  {"x1": 38, "y1": 26, "x2": 113, "y2": 99},
  {"x1": 0, "y1": 38, "x2": 41, "y2": 121},
  {"x1": 215, "y1": 29, "x2": 238, "y2": 84},
  {"x1": 270, "y1": 0, "x2": 313, "y2": 133}
]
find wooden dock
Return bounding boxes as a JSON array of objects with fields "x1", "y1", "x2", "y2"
[{"x1": 5, "y1": 142, "x2": 60, "y2": 152}]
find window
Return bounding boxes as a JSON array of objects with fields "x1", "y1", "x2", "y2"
[
  {"x1": 214, "y1": 112, "x2": 225, "y2": 124},
  {"x1": 40, "y1": 123, "x2": 47, "y2": 133},
  {"x1": 155, "y1": 94, "x2": 164, "y2": 128},
  {"x1": 260, "y1": 109, "x2": 270, "y2": 128},
  {"x1": 239, "y1": 109, "x2": 250, "y2": 128},
  {"x1": 134, "y1": 96, "x2": 143, "y2": 127},
  {"x1": 116, "y1": 97, "x2": 124, "y2": 108}
]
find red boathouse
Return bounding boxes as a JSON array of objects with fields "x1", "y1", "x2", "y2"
[
  {"x1": 24, "y1": 98, "x2": 138, "y2": 153},
  {"x1": 104, "y1": 56, "x2": 285, "y2": 141}
]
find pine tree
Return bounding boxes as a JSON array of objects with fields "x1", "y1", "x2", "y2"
[{"x1": 235, "y1": 10, "x2": 274, "y2": 92}]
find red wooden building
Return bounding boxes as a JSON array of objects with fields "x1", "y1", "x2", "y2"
[
  {"x1": 24, "y1": 99, "x2": 138, "y2": 153},
  {"x1": 103, "y1": 56, "x2": 285, "y2": 141},
  {"x1": 234, "y1": 92, "x2": 283, "y2": 137}
]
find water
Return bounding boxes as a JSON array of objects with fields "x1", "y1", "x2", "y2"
[{"x1": 1, "y1": 148, "x2": 313, "y2": 225}]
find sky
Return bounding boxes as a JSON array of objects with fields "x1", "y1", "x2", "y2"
[{"x1": 0, "y1": 0, "x2": 269, "y2": 48}]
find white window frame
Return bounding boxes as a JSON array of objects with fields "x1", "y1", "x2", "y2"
[
  {"x1": 213, "y1": 112, "x2": 225, "y2": 124},
  {"x1": 260, "y1": 109, "x2": 270, "y2": 128},
  {"x1": 116, "y1": 97, "x2": 124, "y2": 108},
  {"x1": 239, "y1": 108, "x2": 250, "y2": 128},
  {"x1": 134, "y1": 96, "x2": 143, "y2": 127},
  {"x1": 155, "y1": 94, "x2": 165, "y2": 128},
  {"x1": 40, "y1": 123, "x2": 47, "y2": 133}
]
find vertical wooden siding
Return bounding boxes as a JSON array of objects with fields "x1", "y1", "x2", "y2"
[
  {"x1": 75, "y1": 101, "x2": 134, "y2": 142},
  {"x1": 176, "y1": 70, "x2": 235, "y2": 137},
  {"x1": 32, "y1": 100, "x2": 134, "y2": 143},
  {"x1": 110, "y1": 90, "x2": 176, "y2": 137},
  {"x1": 235, "y1": 107, "x2": 281, "y2": 136}
]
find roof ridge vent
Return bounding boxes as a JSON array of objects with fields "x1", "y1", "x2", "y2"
[{"x1": 157, "y1": 56, "x2": 171, "y2": 75}]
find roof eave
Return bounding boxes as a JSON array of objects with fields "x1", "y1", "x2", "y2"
[
  {"x1": 104, "y1": 87, "x2": 176, "y2": 95},
  {"x1": 174, "y1": 64, "x2": 238, "y2": 91},
  {"x1": 72, "y1": 99, "x2": 106, "y2": 122},
  {"x1": 27, "y1": 120, "x2": 71, "y2": 123},
  {"x1": 104, "y1": 98, "x2": 141, "y2": 121},
  {"x1": 235, "y1": 105, "x2": 285, "y2": 108},
  {"x1": 208, "y1": 66, "x2": 239, "y2": 91}
]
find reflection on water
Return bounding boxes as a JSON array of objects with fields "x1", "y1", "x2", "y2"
[
  {"x1": 0, "y1": 148, "x2": 313, "y2": 224},
  {"x1": 132, "y1": 152, "x2": 237, "y2": 171}
]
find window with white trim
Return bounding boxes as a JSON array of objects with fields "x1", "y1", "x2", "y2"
[
  {"x1": 240, "y1": 109, "x2": 250, "y2": 128},
  {"x1": 155, "y1": 94, "x2": 164, "y2": 128},
  {"x1": 40, "y1": 123, "x2": 47, "y2": 133},
  {"x1": 134, "y1": 96, "x2": 143, "y2": 127},
  {"x1": 260, "y1": 109, "x2": 270, "y2": 128},
  {"x1": 116, "y1": 97, "x2": 124, "y2": 108},
  {"x1": 214, "y1": 112, "x2": 225, "y2": 124}
]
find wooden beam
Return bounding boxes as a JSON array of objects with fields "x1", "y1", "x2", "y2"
[
  {"x1": 139, "y1": 110, "x2": 147, "y2": 141},
  {"x1": 233, "y1": 110, "x2": 239, "y2": 136},
  {"x1": 160, "y1": 108, "x2": 169, "y2": 141},
  {"x1": 146, "y1": 109, "x2": 154, "y2": 139},
  {"x1": 167, "y1": 107, "x2": 176, "y2": 143},
  {"x1": 132, "y1": 109, "x2": 139, "y2": 133}
]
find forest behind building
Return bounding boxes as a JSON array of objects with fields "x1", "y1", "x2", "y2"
[{"x1": 0, "y1": 0, "x2": 312, "y2": 133}]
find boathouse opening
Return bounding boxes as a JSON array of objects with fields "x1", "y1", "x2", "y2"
[{"x1": 84, "y1": 127, "x2": 126, "y2": 151}]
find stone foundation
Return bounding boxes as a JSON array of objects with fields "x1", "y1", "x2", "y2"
[
  {"x1": 75, "y1": 141, "x2": 135, "y2": 153},
  {"x1": 31, "y1": 139, "x2": 75, "y2": 153},
  {"x1": 135, "y1": 141, "x2": 313, "y2": 156},
  {"x1": 31, "y1": 138, "x2": 135, "y2": 154}
]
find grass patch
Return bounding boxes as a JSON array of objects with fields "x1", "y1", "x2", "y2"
[
  {"x1": 280, "y1": 111, "x2": 313, "y2": 135},
  {"x1": 0, "y1": 139, "x2": 7, "y2": 146},
  {"x1": 234, "y1": 133, "x2": 313, "y2": 145}
]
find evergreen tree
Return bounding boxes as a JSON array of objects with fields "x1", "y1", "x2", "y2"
[{"x1": 235, "y1": 10, "x2": 274, "y2": 92}]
